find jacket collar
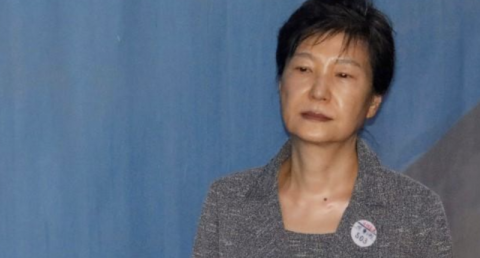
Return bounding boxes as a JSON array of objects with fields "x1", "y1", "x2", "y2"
[{"x1": 246, "y1": 138, "x2": 389, "y2": 207}]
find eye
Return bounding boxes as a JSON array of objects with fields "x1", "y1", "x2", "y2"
[
  {"x1": 295, "y1": 66, "x2": 310, "y2": 73},
  {"x1": 336, "y1": 72, "x2": 351, "y2": 79}
]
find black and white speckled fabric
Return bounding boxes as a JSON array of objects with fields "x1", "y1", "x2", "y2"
[{"x1": 193, "y1": 139, "x2": 453, "y2": 257}]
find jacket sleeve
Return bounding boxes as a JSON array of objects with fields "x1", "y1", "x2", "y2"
[
  {"x1": 416, "y1": 193, "x2": 453, "y2": 257},
  {"x1": 192, "y1": 182, "x2": 220, "y2": 258}
]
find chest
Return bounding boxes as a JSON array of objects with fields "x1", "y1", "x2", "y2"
[
  {"x1": 280, "y1": 198, "x2": 348, "y2": 234},
  {"x1": 216, "y1": 198, "x2": 421, "y2": 258}
]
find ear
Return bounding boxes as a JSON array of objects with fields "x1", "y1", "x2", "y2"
[{"x1": 366, "y1": 94, "x2": 382, "y2": 119}]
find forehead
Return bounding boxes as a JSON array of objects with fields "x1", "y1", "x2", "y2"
[{"x1": 295, "y1": 32, "x2": 370, "y2": 62}]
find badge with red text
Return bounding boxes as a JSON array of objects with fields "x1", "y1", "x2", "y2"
[{"x1": 351, "y1": 220, "x2": 377, "y2": 247}]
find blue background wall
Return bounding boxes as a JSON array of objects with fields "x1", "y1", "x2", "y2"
[{"x1": 1, "y1": 0, "x2": 479, "y2": 257}]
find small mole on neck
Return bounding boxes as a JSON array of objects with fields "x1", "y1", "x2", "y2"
[{"x1": 324, "y1": 198, "x2": 328, "y2": 201}]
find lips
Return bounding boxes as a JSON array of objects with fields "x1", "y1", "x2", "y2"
[{"x1": 301, "y1": 111, "x2": 333, "y2": 122}]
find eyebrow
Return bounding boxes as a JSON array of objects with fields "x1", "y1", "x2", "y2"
[
  {"x1": 292, "y1": 52, "x2": 363, "y2": 68},
  {"x1": 334, "y1": 58, "x2": 363, "y2": 68},
  {"x1": 292, "y1": 52, "x2": 315, "y2": 60}
]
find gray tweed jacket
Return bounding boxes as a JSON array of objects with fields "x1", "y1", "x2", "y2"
[{"x1": 193, "y1": 140, "x2": 453, "y2": 257}]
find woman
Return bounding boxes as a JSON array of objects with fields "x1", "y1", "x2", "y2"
[{"x1": 193, "y1": 0, "x2": 453, "y2": 257}]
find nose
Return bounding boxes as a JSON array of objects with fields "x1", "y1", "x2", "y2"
[{"x1": 309, "y1": 74, "x2": 331, "y2": 101}]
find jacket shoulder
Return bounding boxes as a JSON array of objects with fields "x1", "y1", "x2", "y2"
[
  {"x1": 375, "y1": 169, "x2": 452, "y2": 256},
  {"x1": 378, "y1": 168, "x2": 440, "y2": 200},
  {"x1": 370, "y1": 167, "x2": 446, "y2": 221},
  {"x1": 208, "y1": 167, "x2": 265, "y2": 199}
]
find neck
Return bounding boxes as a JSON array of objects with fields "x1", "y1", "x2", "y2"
[{"x1": 279, "y1": 136, "x2": 359, "y2": 198}]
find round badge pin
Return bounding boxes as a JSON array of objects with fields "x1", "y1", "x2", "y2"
[{"x1": 350, "y1": 220, "x2": 377, "y2": 248}]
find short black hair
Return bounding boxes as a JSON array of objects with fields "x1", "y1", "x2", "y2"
[{"x1": 276, "y1": 0, "x2": 395, "y2": 96}]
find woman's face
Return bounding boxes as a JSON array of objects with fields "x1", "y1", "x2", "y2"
[{"x1": 279, "y1": 33, "x2": 382, "y2": 145}]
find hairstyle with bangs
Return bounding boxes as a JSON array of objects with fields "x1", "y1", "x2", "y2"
[{"x1": 276, "y1": 0, "x2": 395, "y2": 96}]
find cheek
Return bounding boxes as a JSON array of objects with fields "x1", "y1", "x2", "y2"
[
  {"x1": 279, "y1": 87, "x2": 300, "y2": 122},
  {"x1": 279, "y1": 89, "x2": 292, "y2": 118},
  {"x1": 280, "y1": 77, "x2": 308, "y2": 102},
  {"x1": 279, "y1": 82, "x2": 294, "y2": 107},
  {"x1": 336, "y1": 91, "x2": 371, "y2": 119}
]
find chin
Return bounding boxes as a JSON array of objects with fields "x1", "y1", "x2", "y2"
[
  {"x1": 290, "y1": 129, "x2": 356, "y2": 146},
  {"x1": 291, "y1": 132, "x2": 334, "y2": 145},
  {"x1": 286, "y1": 121, "x2": 360, "y2": 146}
]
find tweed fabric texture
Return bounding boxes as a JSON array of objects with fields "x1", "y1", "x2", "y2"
[{"x1": 193, "y1": 140, "x2": 453, "y2": 257}]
